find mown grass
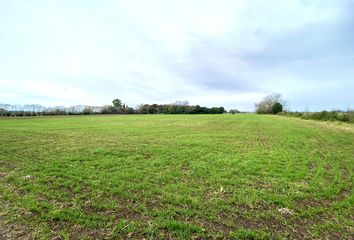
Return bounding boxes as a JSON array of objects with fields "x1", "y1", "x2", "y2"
[{"x1": 0, "y1": 114, "x2": 353, "y2": 239}]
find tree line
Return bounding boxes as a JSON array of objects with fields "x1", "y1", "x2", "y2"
[
  {"x1": 136, "y1": 104, "x2": 225, "y2": 114},
  {"x1": 2, "y1": 95, "x2": 351, "y2": 123},
  {"x1": 0, "y1": 99, "x2": 226, "y2": 116}
]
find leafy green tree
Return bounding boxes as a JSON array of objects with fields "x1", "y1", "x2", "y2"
[
  {"x1": 272, "y1": 102, "x2": 283, "y2": 114},
  {"x1": 219, "y1": 107, "x2": 225, "y2": 114},
  {"x1": 112, "y1": 99, "x2": 122, "y2": 108}
]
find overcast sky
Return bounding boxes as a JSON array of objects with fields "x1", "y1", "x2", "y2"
[{"x1": 0, "y1": 0, "x2": 353, "y2": 111}]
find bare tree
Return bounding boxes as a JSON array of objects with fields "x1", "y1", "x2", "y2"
[{"x1": 173, "y1": 100, "x2": 189, "y2": 106}]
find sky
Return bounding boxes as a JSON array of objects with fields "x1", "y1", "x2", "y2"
[{"x1": 0, "y1": 0, "x2": 353, "y2": 111}]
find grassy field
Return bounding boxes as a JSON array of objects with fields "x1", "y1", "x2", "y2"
[{"x1": 0, "y1": 115, "x2": 353, "y2": 239}]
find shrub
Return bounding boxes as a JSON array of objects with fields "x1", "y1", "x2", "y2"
[
  {"x1": 279, "y1": 110, "x2": 354, "y2": 123},
  {"x1": 272, "y1": 103, "x2": 283, "y2": 114}
]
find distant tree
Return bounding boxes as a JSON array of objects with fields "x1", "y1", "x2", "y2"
[
  {"x1": 126, "y1": 107, "x2": 136, "y2": 114},
  {"x1": 255, "y1": 93, "x2": 287, "y2": 114},
  {"x1": 136, "y1": 104, "x2": 144, "y2": 114},
  {"x1": 0, "y1": 108, "x2": 6, "y2": 116},
  {"x1": 219, "y1": 107, "x2": 226, "y2": 114},
  {"x1": 112, "y1": 99, "x2": 122, "y2": 108},
  {"x1": 229, "y1": 109, "x2": 240, "y2": 114},
  {"x1": 138, "y1": 104, "x2": 151, "y2": 114},
  {"x1": 149, "y1": 104, "x2": 159, "y2": 114},
  {"x1": 194, "y1": 105, "x2": 202, "y2": 114},
  {"x1": 174, "y1": 100, "x2": 189, "y2": 106},
  {"x1": 83, "y1": 107, "x2": 93, "y2": 115},
  {"x1": 272, "y1": 102, "x2": 283, "y2": 114}
]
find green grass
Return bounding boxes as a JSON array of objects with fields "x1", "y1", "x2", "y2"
[{"x1": 0, "y1": 114, "x2": 353, "y2": 239}]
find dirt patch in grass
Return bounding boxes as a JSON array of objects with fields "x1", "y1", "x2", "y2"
[
  {"x1": 0, "y1": 172, "x2": 7, "y2": 178},
  {"x1": 0, "y1": 220, "x2": 33, "y2": 240},
  {"x1": 50, "y1": 223, "x2": 111, "y2": 240},
  {"x1": 295, "y1": 188, "x2": 352, "y2": 209}
]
